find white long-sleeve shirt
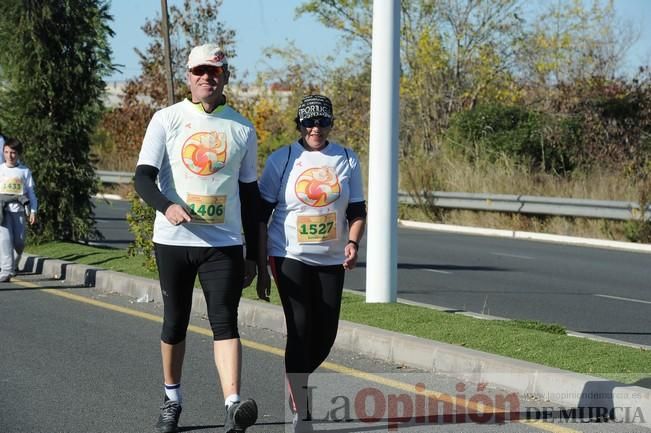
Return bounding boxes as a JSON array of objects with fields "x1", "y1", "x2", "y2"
[
  {"x1": 136, "y1": 99, "x2": 258, "y2": 246},
  {"x1": 0, "y1": 162, "x2": 38, "y2": 214},
  {"x1": 259, "y1": 141, "x2": 365, "y2": 265}
]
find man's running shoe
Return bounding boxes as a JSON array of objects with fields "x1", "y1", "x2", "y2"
[
  {"x1": 155, "y1": 398, "x2": 182, "y2": 433},
  {"x1": 224, "y1": 399, "x2": 258, "y2": 433}
]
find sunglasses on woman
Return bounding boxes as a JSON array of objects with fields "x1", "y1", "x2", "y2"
[
  {"x1": 300, "y1": 117, "x2": 333, "y2": 128},
  {"x1": 189, "y1": 65, "x2": 226, "y2": 76}
]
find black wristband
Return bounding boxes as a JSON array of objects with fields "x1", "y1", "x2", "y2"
[{"x1": 347, "y1": 239, "x2": 359, "y2": 249}]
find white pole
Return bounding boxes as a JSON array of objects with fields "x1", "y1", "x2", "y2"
[{"x1": 365, "y1": 0, "x2": 400, "y2": 303}]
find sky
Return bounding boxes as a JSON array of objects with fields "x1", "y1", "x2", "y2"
[
  {"x1": 107, "y1": 0, "x2": 651, "y2": 83},
  {"x1": 107, "y1": 0, "x2": 343, "y2": 82}
]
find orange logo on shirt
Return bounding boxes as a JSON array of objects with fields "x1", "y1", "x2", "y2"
[
  {"x1": 181, "y1": 131, "x2": 227, "y2": 175},
  {"x1": 295, "y1": 166, "x2": 340, "y2": 207}
]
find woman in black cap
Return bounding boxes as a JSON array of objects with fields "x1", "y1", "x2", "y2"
[{"x1": 257, "y1": 95, "x2": 366, "y2": 432}]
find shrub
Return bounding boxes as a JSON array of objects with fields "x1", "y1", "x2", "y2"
[
  {"x1": 126, "y1": 192, "x2": 156, "y2": 272},
  {"x1": 448, "y1": 103, "x2": 575, "y2": 173}
]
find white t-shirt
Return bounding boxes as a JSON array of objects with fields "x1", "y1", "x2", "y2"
[
  {"x1": 0, "y1": 163, "x2": 38, "y2": 214},
  {"x1": 259, "y1": 141, "x2": 365, "y2": 265},
  {"x1": 136, "y1": 99, "x2": 258, "y2": 247}
]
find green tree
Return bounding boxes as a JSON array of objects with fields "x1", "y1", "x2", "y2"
[
  {"x1": 297, "y1": 0, "x2": 373, "y2": 48},
  {"x1": 255, "y1": 42, "x2": 372, "y2": 159},
  {"x1": 297, "y1": 0, "x2": 526, "y2": 153},
  {"x1": 0, "y1": 0, "x2": 114, "y2": 242},
  {"x1": 135, "y1": 0, "x2": 237, "y2": 106},
  {"x1": 97, "y1": 0, "x2": 236, "y2": 170},
  {"x1": 517, "y1": 0, "x2": 637, "y2": 85}
]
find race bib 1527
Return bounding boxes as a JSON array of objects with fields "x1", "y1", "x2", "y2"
[{"x1": 296, "y1": 212, "x2": 337, "y2": 243}]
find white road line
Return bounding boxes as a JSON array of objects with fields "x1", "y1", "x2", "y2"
[
  {"x1": 491, "y1": 252, "x2": 534, "y2": 260},
  {"x1": 423, "y1": 269, "x2": 452, "y2": 275},
  {"x1": 594, "y1": 294, "x2": 651, "y2": 305}
]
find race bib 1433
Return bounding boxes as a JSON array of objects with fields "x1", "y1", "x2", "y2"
[{"x1": 0, "y1": 177, "x2": 23, "y2": 195}]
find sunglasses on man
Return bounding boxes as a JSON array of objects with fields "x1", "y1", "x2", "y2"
[
  {"x1": 300, "y1": 117, "x2": 333, "y2": 128},
  {"x1": 189, "y1": 65, "x2": 226, "y2": 76}
]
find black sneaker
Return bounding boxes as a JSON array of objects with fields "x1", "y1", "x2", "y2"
[
  {"x1": 224, "y1": 399, "x2": 258, "y2": 433},
  {"x1": 155, "y1": 398, "x2": 182, "y2": 433}
]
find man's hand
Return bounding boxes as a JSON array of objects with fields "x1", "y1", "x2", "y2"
[
  {"x1": 256, "y1": 266, "x2": 271, "y2": 302},
  {"x1": 164, "y1": 204, "x2": 191, "y2": 226},
  {"x1": 243, "y1": 259, "x2": 257, "y2": 288},
  {"x1": 29, "y1": 213, "x2": 36, "y2": 225}
]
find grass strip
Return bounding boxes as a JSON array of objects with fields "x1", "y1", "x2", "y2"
[{"x1": 26, "y1": 241, "x2": 650, "y2": 383}]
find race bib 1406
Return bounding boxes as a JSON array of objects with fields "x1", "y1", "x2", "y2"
[{"x1": 186, "y1": 193, "x2": 226, "y2": 224}]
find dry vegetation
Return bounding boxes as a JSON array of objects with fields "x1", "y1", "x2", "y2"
[{"x1": 399, "y1": 148, "x2": 643, "y2": 241}]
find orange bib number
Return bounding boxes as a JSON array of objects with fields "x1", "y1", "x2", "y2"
[
  {"x1": 186, "y1": 194, "x2": 226, "y2": 224},
  {"x1": 296, "y1": 212, "x2": 337, "y2": 243}
]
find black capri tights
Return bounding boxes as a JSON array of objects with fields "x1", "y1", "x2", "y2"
[
  {"x1": 269, "y1": 256, "x2": 345, "y2": 375},
  {"x1": 155, "y1": 243, "x2": 244, "y2": 344}
]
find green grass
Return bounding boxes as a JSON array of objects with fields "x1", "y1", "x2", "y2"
[
  {"x1": 27, "y1": 241, "x2": 159, "y2": 280},
  {"x1": 26, "y1": 241, "x2": 651, "y2": 384}
]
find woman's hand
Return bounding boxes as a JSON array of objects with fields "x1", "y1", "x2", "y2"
[{"x1": 343, "y1": 241, "x2": 359, "y2": 270}]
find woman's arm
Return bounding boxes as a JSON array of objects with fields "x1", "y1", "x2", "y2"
[{"x1": 344, "y1": 211, "x2": 366, "y2": 271}]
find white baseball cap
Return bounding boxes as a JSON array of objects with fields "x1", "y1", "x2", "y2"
[{"x1": 187, "y1": 43, "x2": 228, "y2": 69}]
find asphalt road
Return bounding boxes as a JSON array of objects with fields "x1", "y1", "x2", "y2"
[
  {"x1": 94, "y1": 197, "x2": 134, "y2": 248},
  {"x1": 3, "y1": 274, "x2": 650, "y2": 433},
  {"x1": 345, "y1": 228, "x2": 651, "y2": 347},
  {"x1": 92, "y1": 198, "x2": 651, "y2": 346}
]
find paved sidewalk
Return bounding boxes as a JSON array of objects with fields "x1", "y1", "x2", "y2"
[{"x1": 18, "y1": 253, "x2": 651, "y2": 426}]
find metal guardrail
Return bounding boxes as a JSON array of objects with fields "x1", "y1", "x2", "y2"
[
  {"x1": 399, "y1": 191, "x2": 650, "y2": 222},
  {"x1": 97, "y1": 170, "x2": 650, "y2": 221},
  {"x1": 96, "y1": 170, "x2": 133, "y2": 184}
]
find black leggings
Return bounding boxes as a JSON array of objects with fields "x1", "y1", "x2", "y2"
[
  {"x1": 155, "y1": 243, "x2": 244, "y2": 344},
  {"x1": 269, "y1": 256, "x2": 345, "y2": 414}
]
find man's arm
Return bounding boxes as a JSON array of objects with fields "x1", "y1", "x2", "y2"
[
  {"x1": 240, "y1": 180, "x2": 261, "y2": 288},
  {"x1": 239, "y1": 180, "x2": 261, "y2": 260},
  {"x1": 255, "y1": 197, "x2": 276, "y2": 302},
  {"x1": 134, "y1": 165, "x2": 173, "y2": 213},
  {"x1": 134, "y1": 165, "x2": 190, "y2": 225}
]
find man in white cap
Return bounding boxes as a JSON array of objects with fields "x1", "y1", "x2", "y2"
[{"x1": 135, "y1": 43, "x2": 260, "y2": 433}]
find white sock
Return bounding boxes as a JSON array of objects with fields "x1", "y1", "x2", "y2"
[
  {"x1": 225, "y1": 393, "x2": 240, "y2": 408},
  {"x1": 164, "y1": 383, "x2": 182, "y2": 404}
]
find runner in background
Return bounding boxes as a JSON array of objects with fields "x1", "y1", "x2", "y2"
[{"x1": 0, "y1": 137, "x2": 38, "y2": 282}]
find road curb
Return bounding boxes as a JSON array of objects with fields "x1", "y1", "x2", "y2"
[
  {"x1": 19, "y1": 254, "x2": 651, "y2": 425},
  {"x1": 399, "y1": 219, "x2": 651, "y2": 254}
]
